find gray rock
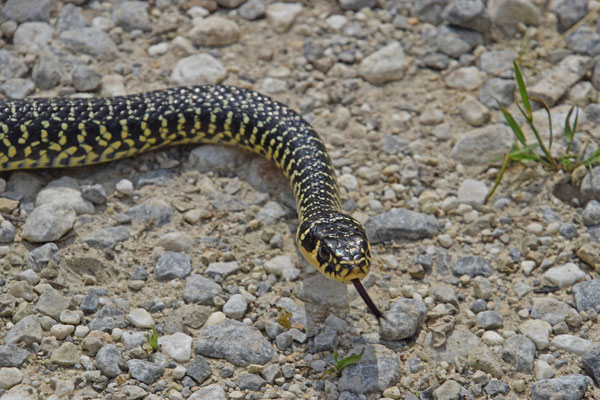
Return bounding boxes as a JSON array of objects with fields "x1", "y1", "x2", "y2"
[
  {"x1": 59, "y1": 27, "x2": 118, "y2": 60},
  {"x1": 2, "y1": 0, "x2": 53, "y2": 22},
  {"x1": 583, "y1": 200, "x2": 600, "y2": 226},
  {"x1": 442, "y1": 0, "x2": 490, "y2": 33},
  {"x1": 56, "y1": 3, "x2": 88, "y2": 33},
  {"x1": 275, "y1": 332, "x2": 293, "y2": 350},
  {"x1": 339, "y1": 0, "x2": 377, "y2": 10},
  {"x1": 80, "y1": 184, "x2": 107, "y2": 205},
  {"x1": 457, "y1": 179, "x2": 487, "y2": 205},
  {"x1": 296, "y1": 274, "x2": 348, "y2": 308},
  {"x1": 433, "y1": 380, "x2": 473, "y2": 400},
  {"x1": 0, "y1": 220, "x2": 16, "y2": 243},
  {"x1": 236, "y1": 373, "x2": 266, "y2": 391},
  {"x1": 488, "y1": 0, "x2": 541, "y2": 36},
  {"x1": 582, "y1": 348, "x2": 600, "y2": 384},
  {"x1": 188, "y1": 144, "x2": 248, "y2": 175},
  {"x1": 338, "y1": 345, "x2": 400, "y2": 394},
  {"x1": 36, "y1": 288, "x2": 71, "y2": 320},
  {"x1": 531, "y1": 297, "x2": 571, "y2": 325},
  {"x1": 414, "y1": 0, "x2": 449, "y2": 25},
  {"x1": 223, "y1": 294, "x2": 247, "y2": 320},
  {"x1": 0, "y1": 50, "x2": 28, "y2": 80},
  {"x1": 566, "y1": 27, "x2": 600, "y2": 57},
  {"x1": 552, "y1": 0, "x2": 587, "y2": 32},
  {"x1": 36, "y1": 185, "x2": 93, "y2": 215},
  {"x1": 186, "y1": 16, "x2": 240, "y2": 47},
  {"x1": 582, "y1": 166, "x2": 600, "y2": 199},
  {"x1": 573, "y1": 280, "x2": 600, "y2": 313},
  {"x1": 543, "y1": 263, "x2": 586, "y2": 288},
  {"x1": 477, "y1": 311, "x2": 503, "y2": 329},
  {"x1": 22, "y1": 204, "x2": 76, "y2": 243},
  {"x1": 380, "y1": 297, "x2": 427, "y2": 340},
  {"x1": 187, "y1": 384, "x2": 226, "y2": 400},
  {"x1": 183, "y1": 274, "x2": 222, "y2": 304},
  {"x1": 453, "y1": 256, "x2": 493, "y2": 278},
  {"x1": 87, "y1": 305, "x2": 125, "y2": 332},
  {"x1": 425, "y1": 25, "x2": 483, "y2": 59},
  {"x1": 127, "y1": 359, "x2": 164, "y2": 385},
  {"x1": 519, "y1": 319, "x2": 551, "y2": 350},
  {"x1": 205, "y1": 261, "x2": 240, "y2": 282},
  {"x1": 51, "y1": 342, "x2": 80, "y2": 366},
  {"x1": 451, "y1": 124, "x2": 514, "y2": 165},
  {"x1": 265, "y1": 2, "x2": 303, "y2": 33},
  {"x1": 365, "y1": 208, "x2": 440, "y2": 244},
  {"x1": 560, "y1": 223, "x2": 578, "y2": 239},
  {"x1": 155, "y1": 251, "x2": 191, "y2": 281},
  {"x1": 479, "y1": 77, "x2": 515, "y2": 109},
  {"x1": 5, "y1": 315, "x2": 42, "y2": 345},
  {"x1": 125, "y1": 198, "x2": 173, "y2": 226},
  {"x1": 358, "y1": 42, "x2": 409, "y2": 85},
  {"x1": 171, "y1": 54, "x2": 227, "y2": 86},
  {"x1": 501, "y1": 334, "x2": 536, "y2": 373},
  {"x1": 0, "y1": 78, "x2": 35, "y2": 99},
  {"x1": 156, "y1": 231, "x2": 193, "y2": 252},
  {"x1": 95, "y1": 344, "x2": 122, "y2": 378},
  {"x1": 113, "y1": 1, "x2": 151, "y2": 32},
  {"x1": 423, "y1": 52, "x2": 450, "y2": 70},
  {"x1": 589, "y1": 103, "x2": 600, "y2": 123},
  {"x1": 313, "y1": 329, "x2": 338, "y2": 352},
  {"x1": 276, "y1": 297, "x2": 313, "y2": 328},
  {"x1": 552, "y1": 334, "x2": 597, "y2": 355},
  {"x1": 80, "y1": 291, "x2": 99, "y2": 315},
  {"x1": 84, "y1": 226, "x2": 130, "y2": 249},
  {"x1": 529, "y1": 55, "x2": 594, "y2": 107},
  {"x1": 530, "y1": 374, "x2": 588, "y2": 400},
  {"x1": 445, "y1": 66, "x2": 485, "y2": 90},
  {"x1": 261, "y1": 364, "x2": 282, "y2": 384},
  {"x1": 25, "y1": 243, "x2": 61, "y2": 271},
  {"x1": 256, "y1": 201, "x2": 289, "y2": 225},
  {"x1": 194, "y1": 319, "x2": 276, "y2": 366},
  {"x1": 186, "y1": 356, "x2": 212, "y2": 384},
  {"x1": 460, "y1": 96, "x2": 490, "y2": 127},
  {"x1": 479, "y1": 49, "x2": 516, "y2": 78},
  {"x1": 13, "y1": 22, "x2": 54, "y2": 52},
  {"x1": 264, "y1": 255, "x2": 300, "y2": 281},
  {"x1": 239, "y1": 0, "x2": 266, "y2": 20},
  {"x1": 0, "y1": 345, "x2": 30, "y2": 367},
  {"x1": 485, "y1": 379, "x2": 510, "y2": 396},
  {"x1": 72, "y1": 65, "x2": 102, "y2": 92}
]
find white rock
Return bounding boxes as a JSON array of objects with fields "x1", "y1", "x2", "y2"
[
  {"x1": 50, "y1": 324, "x2": 75, "y2": 340},
  {"x1": 551, "y1": 334, "x2": 598, "y2": 355},
  {"x1": 264, "y1": 255, "x2": 300, "y2": 280},
  {"x1": 457, "y1": 179, "x2": 487, "y2": 205},
  {"x1": 173, "y1": 365, "x2": 187, "y2": 380},
  {"x1": 326, "y1": 15, "x2": 347, "y2": 30},
  {"x1": 266, "y1": 2, "x2": 303, "y2": 33},
  {"x1": 148, "y1": 42, "x2": 169, "y2": 56},
  {"x1": 338, "y1": 174, "x2": 358, "y2": 191},
  {"x1": 358, "y1": 42, "x2": 410, "y2": 85},
  {"x1": 205, "y1": 312, "x2": 226, "y2": 326},
  {"x1": 518, "y1": 319, "x2": 551, "y2": 350},
  {"x1": 543, "y1": 263, "x2": 586, "y2": 288},
  {"x1": 171, "y1": 54, "x2": 227, "y2": 86},
  {"x1": 445, "y1": 66, "x2": 485, "y2": 90},
  {"x1": 223, "y1": 294, "x2": 248, "y2": 320},
  {"x1": 0, "y1": 367, "x2": 24, "y2": 390},
  {"x1": 36, "y1": 187, "x2": 94, "y2": 215},
  {"x1": 22, "y1": 204, "x2": 76, "y2": 243},
  {"x1": 481, "y1": 330, "x2": 504, "y2": 345},
  {"x1": 127, "y1": 308, "x2": 154, "y2": 329},
  {"x1": 158, "y1": 332, "x2": 193, "y2": 362},
  {"x1": 116, "y1": 179, "x2": 134, "y2": 195},
  {"x1": 534, "y1": 360, "x2": 554, "y2": 379},
  {"x1": 460, "y1": 96, "x2": 490, "y2": 127},
  {"x1": 186, "y1": 16, "x2": 240, "y2": 46},
  {"x1": 0, "y1": 384, "x2": 37, "y2": 400},
  {"x1": 59, "y1": 310, "x2": 81, "y2": 325}
]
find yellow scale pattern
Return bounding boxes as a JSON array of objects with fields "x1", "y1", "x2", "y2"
[{"x1": 0, "y1": 85, "x2": 376, "y2": 297}]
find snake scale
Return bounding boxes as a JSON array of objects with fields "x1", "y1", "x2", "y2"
[{"x1": 0, "y1": 85, "x2": 383, "y2": 319}]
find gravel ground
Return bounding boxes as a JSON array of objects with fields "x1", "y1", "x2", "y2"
[{"x1": 1, "y1": 0, "x2": 600, "y2": 399}]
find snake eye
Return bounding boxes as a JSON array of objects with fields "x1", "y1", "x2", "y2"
[{"x1": 317, "y1": 245, "x2": 330, "y2": 261}]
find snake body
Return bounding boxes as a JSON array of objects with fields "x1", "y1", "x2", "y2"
[{"x1": 0, "y1": 85, "x2": 382, "y2": 319}]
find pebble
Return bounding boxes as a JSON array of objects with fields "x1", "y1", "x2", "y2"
[
  {"x1": 59, "y1": 27, "x2": 118, "y2": 60},
  {"x1": 582, "y1": 200, "x2": 600, "y2": 226},
  {"x1": 36, "y1": 288, "x2": 72, "y2": 320},
  {"x1": 552, "y1": 0, "x2": 587, "y2": 32},
  {"x1": 240, "y1": 0, "x2": 266, "y2": 20},
  {"x1": 223, "y1": 294, "x2": 248, "y2": 320},
  {"x1": 87, "y1": 305, "x2": 125, "y2": 332},
  {"x1": 171, "y1": 53, "x2": 227, "y2": 86},
  {"x1": 186, "y1": 16, "x2": 240, "y2": 47},
  {"x1": 467, "y1": 345, "x2": 503, "y2": 378},
  {"x1": 36, "y1": 186, "x2": 94, "y2": 215},
  {"x1": 501, "y1": 334, "x2": 536, "y2": 373},
  {"x1": 479, "y1": 78, "x2": 515, "y2": 109},
  {"x1": 582, "y1": 166, "x2": 600, "y2": 198},
  {"x1": 95, "y1": 344, "x2": 122, "y2": 378},
  {"x1": 155, "y1": 251, "x2": 192, "y2": 281},
  {"x1": 358, "y1": 42, "x2": 410, "y2": 85},
  {"x1": 56, "y1": 4, "x2": 88, "y2": 33},
  {"x1": 263, "y1": 255, "x2": 300, "y2": 281},
  {"x1": 530, "y1": 374, "x2": 588, "y2": 400},
  {"x1": 0, "y1": 345, "x2": 30, "y2": 367},
  {"x1": 5, "y1": 315, "x2": 42, "y2": 345},
  {"x1": 573, "y1": 280, "x2": 600, "y2": 313},
  {"x1": 2, "y1": 0, "x2": 53, "y2": 22},
  {"x1": 442, "y1": 0, "x2": 490, "y2": 33},
  {"x1": 205, "y1": 261, "x2": 240, "y2": 282},
  {"x1": 127, "y1": 308, "x2": 154, "y2": 329},
  {"x1": 365, "y1": 208, "x2": 440, "y2": 244},
  {"x1": 265, "y1": 2, "x2": 303, "y2": 33},
  {"x1": 582, "y1": 348, "x2": 600, "y2": 384},
  {"x1": 256, "y1": 201, "x2": 289, "y2": 225},
  {"x1": 338, "y1": 345, "x2": 400, "y2": 394},
  {"x1": 0, "y1": 78, "x2": 35, "y2": 98},
  {"x1": 543, "y1": 263, "x2": 586, "y2": 288},
  {"x1": 488, "y1": 0, "x2": 541, "y2": 36},
  {"x1": 186, "y1": 357, "x2": 212, "y2": 384},
  {"x1": 0, "y1": 384, "x2": 39, "y2": 400},
  {"x1": 551, "y1": 334, "x2": 598, "y2": 355},
  {"x1": 22, "y1": 204, "x2": 76, "y2": 243},
  {"x1": 460, "y1": 96, "x2": 490, "y2": 127},
  {"x1": 50, "y1": 342, "x2": 80, "y2": 366},
  {"x1": 183, "y1": 274, "x2": 222, "y2": 305},
  {"x1": 50, "y1": 324, "x2": 75, "y2": 340},
  {"x1": 452, "y1": 256, "x2": 492, "y2": 278},
  {"x1": 159, "y1": 332, "x2": 193, "y2": 362},
  {"x1": 125, "y1": 198, "x2": 173, "y2": 226},
  {"x1": 127, "y1": 359, "x2": 165, "y2": 385},
  {"x1": 431, "y1": 379, "x2": 470, "y2": 400},
  {"x1": 380, "y1": 297, "x2": 427, "y2": 340},
  {"x1": 519, "y1": 319, "x2": 552, "y2": 350},
  {"x1": 479, "y1": 49, "x2": 516, "y2": 78},
  {"x1": 445, "y1": 66, "x2": 485, "y2": 90},
  {"x1": 477, "y1": 311, "x2": 503, "y2": 329},
  {"x1": 534, "y1": 359, "x2": 555, "y2": 380},
  {"x1": 237, "y1": 373, "x2": 266, "y2": 391},
  {"x1": 481, "y1": 331, "x2": 504, "y2": 345},
  {"x1": 262, "y1": 364, "x2": 282, "y2": 384},
  {"x1": 566, "y1": 27, "x2": 600, "y2": 57},
  {"x1": 116, "y1": 179, "x2": 134, "y2": 195},
  {"x1": 187, "y1": 384, "x2": 226, "y2": 400},
  {"x1": 0, "y1": 50, "x2": 27, "y2": 81},
  {"x1": 194, "y1": 319, "x2": 276, "y2": 366},
  {"x1": 80, "y1": 184, "x2": 107, "y2": 204},
  {"x1": 0, "y1": 367, "x2": 24, "y2": 390},
  {"x1": 457, "y1": 179, "x2": 488, "y2": 205},
  {"x1": 531, "y1": 297, "x2": 571, "y2": 325},
  {"x1": 450, "y1": 124, "x2": 514, "y2": 165},
  {"x1": 13, "y1": 22, "x2": 54, "y2": 52},
  {"x1": 112, "y1": 1, "x2": 151, "y2": 32}
]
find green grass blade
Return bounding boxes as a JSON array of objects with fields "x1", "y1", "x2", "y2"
[
  {"x1": 584, "y1": 148, "x2": 600, "y2": 166},
  {"x1": 514, "y1": 61, "x2": 532, "y2": 119},
  {"x1": 565, "y1": 106, "x2": 579, "y2": 154},
  {"x1": 335, "y1": 348, "x2": 365, "y2": 373},
  {"x1": 499, "y1": 102, "x2": 527, "y2": 145}
]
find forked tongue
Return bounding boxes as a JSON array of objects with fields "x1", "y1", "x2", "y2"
[{"x1": 352, "y1": 279, "x2": 384, "y2": 321}]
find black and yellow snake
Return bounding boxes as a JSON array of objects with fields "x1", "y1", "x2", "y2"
[{"x1": 0, "y1": 85, "x2": 383, "y2": 319}]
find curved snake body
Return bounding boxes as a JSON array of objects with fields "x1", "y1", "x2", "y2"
[{"x1": 0, "y1": 85, "x2": 382, "y2": 319}]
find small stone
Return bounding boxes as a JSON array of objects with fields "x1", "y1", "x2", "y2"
[
  {"x1": 159, "y1": 332, "x2": 193, "y2": 362},
  {"x1": 51, "y1": 342, "x2": 80, "y2": 366},
  {"x1": 460, "y1": 96, "x2": 490, "y2": 126},
  {"x1": 582, "y1": 348, "x2": 600, "y2": 384},
  {"x1": 84, "y1": 226, "x2": 130, "y2": 249},
  {"x1": 59, "y1": 27, "x2": 118, "y2": 60},
  {"x1": 531, "y1": 374, "x2": 588, "y2": 400},
  {"x1": 551, "y1": 334, "x2": 598, "y2": 355},
  {"x1": 442, "y1": 0, "x2": 490, "y2": 33},
  {"x1": 380, "y1": 298, "x2": 427, "y2": 340},
  {"x1": 457, "y1": 179, "x2": 487, "y2": 205},
  {"x1": 187, "y1": 384, "x2": 226, "y2": 400},
  {"x1": 358, "y1": 42, "x2": 410, "y2": 85},
  {"x1": 265, "y1": 2, "x2": 303, "y2": 33},
  {"x1": 451, "y1": 124, "x2": 514, "y2": 166},
  {"x1": 112, "y1": 1, "x2": 151, "y2": 32},
  {"x1": 240, "y1": 0, "x2": 266, "y2": 20},
  {"x1": 313, "y1": 329, "x2": 338, "y2": 352},
  {"x1": 155, "y1": 251, "x2": 192, "y2": 281},
  {"x1": 414, "y1": 0, "x2": 449, "y2": 25},
  {"x1": 263, "y1": 255, "x2": 300, "y2": 281},
  {"x1": 519, "y1": 319, "x2": 552, "y2": 350},
  {"x1": 205, "y1": 261, "x2": 240, "y2": 281},
  {"x1": 488, "y1": 0, "x2": 541, "y2": 36},
  {"x1": 5, "y1": 315, "x2": 42, "y2": 345},
  {"x1": 501, "y1": 335, "x2": 536, "y2": 373},
  {"x1": 80, "y1": 184, "x2": 107, "y2": 204},
  {"x1": 543, "y1": 263, "x2": 586, "y2": 288},
  {"x1": 56, "y1": 3, "x2": 88, "y2": 33},
  {"x1": 183, "y1": 274, "x2": 222, "y2": 305},
  {"x1": 13, "y1": 22, "x2": 54, "y2": 53},
  {"x1": 365, "y1": 208, "x2": 440, "y2": 244},
  {"x1": 583, "y1": 200, "x2": 600, "y2": 226},
  {"x1": 223, "y1": 294, "x2": 248, "y2": 320},
  {"x1": 453, "y1": 256, "x2": 493, "y2": 278},
  {"x1": 127, "y1": 308, "x2": 154, "y2": 329},
  {"x1": 115, "y1": 179, "x2": 133, "y2": 195},
  {"x1": 236, "y1": 373, "x2": 266, "y2": 391},
  {"x1": 171, "y1": 54, "x2": 227, "y2": 86},
  {"x1": 22, "y1": 204, "x2": 76, "y2": 243},
  {"x1": 186, "y1": 356, "x2": 212, "y2": 384},
  {"x1": 338, "y1": 345, "x2": 400, "y2": 394},
  {"x1": 432, "y1": 379, "x2": 470, "y2": 400},
  {"x1": 186, "y1": 16, "x2": 240, "y2": 46},
  {"x1": 479, "y1": 49, "x2": 516, "y2": 78},
  {"x1": 445, "y1": 66, "x2": 485, "y2": 90},
  {"x1": 573, "y1": 280, "x2": 600, "y2": 313},
  {"x1": 531, "y1": 297, "x2": 571, "y2": 325},
  {"x1": 479, "y1": 78, "x2": 515, "y2": 109},
  {"x1": 2, "y1": 0, "x2": 53, "y2": 22},
  {"x1": 535, "y1": 359, "x2": 555, "y2": 379},
  {"x1": 50, "y1": 324, "x2": 75, "y2": 340},
  {"x1": 485, "y1": 379, "x2": 510, "y2": 396},
  {"x1": 0, "y1": 367, "x2": 24, "y2": 390},
  {"x1": 0, "y1": 345, "x2": 30, "y2": 367},
  {"x1": 95, "y1": 344, "x2": 122, "y2": 378},
  {"x1": 552, "y1": 0, "x2": 587, "y2": 32},
  {"x1": 36, "y1": 289, "x2": 71, "y2": 320},
  {"x1": 127, "y1": 359, "x2": 165, "y2": 384},
  {"x1": 477, "y1": 310, "x2": 503, "y2": 329},
  {"x1": 261, "y1": 364, "x2": 282, "y2": 384}
]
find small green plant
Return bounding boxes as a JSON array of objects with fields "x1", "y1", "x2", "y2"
[
  {"x1": 146, "y1": 327, "x2": 159, "y2": 352},
  {"x1": 319, "y1": 348, "x2": 365, "y2": 378},
  {"x1": 485, "y1": 61, "x2": 600, "y2": 203}
]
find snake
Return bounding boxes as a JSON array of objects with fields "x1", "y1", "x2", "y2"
[{"x1": 0, "y1": 85, "x2": 383, "y2": 320}]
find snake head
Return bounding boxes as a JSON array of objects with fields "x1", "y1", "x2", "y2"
[{"x1": 297, "y1": 212, "x2": 371, "y2": 283}]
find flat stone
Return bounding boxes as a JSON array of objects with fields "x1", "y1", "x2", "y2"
[
  {"x1": 155, "y1": 251, "x2": 192, "y2": 281},
  {"x1": 127, "y1": 308, "x2": 154, "y2": 329},
  {"x1": 22, "y1": 204, "x2": 76, "y2": 243},
  {"x1": 0, "y1": 345, "x2": 30, "y2": 367},
  {"x1": 171, "y1": 53, "x2": 227, "y2": 86},
  {"x1": 188, "y1": 384, "x2": 226, "y2": 400},
  {"x1": 159, "y1": 332, "x2": 193, "y2": 362},
  {"x1": 442, "y1": 0, "x2": 490, "y2": 33},
  {"x1": 543, "y1": 263, "x2": 586, "y2": 288},
  {"x1": 582, "y1": 348, "x2": 600, "y2": 385},
  {"x1": 551, "y1": 334, "x2": 598, "y2": 356},
  {"x1": 36, "y1": 288, "x2": 72, "y2": 320},
  {"x1": 380, "y1": 297, "x2": 427, "y2": 340},
  {"x1": 5, "y1": 315, "x2": 42, "y2": 345},
  {"x1": 501, "y1": 334, "x2": 536, "y2": 373},
  {"x1": 50, "y1": 342, "x2": 80, "y2": 366},
  {"x1": 445, "y1": 66, "x2": 485, "y2": 90},
  {"x1": 433, "y1": 380, "x2": 471, "y2": 400},
  {"x1": 573, "y1": 280, "x2": 600, "y2": 313},
  {"x1": 519, "y1": 319, "x2": 552, "y2": 350},
  {"x1": 236, "y1": 373, "x2": 266, "y2": 391},
  {"x1": 365, "y1": 208, "x2": 440, "y2": 244},
  {"x1": 453, "y1": 256, "x2": 493, "y2": 278},
  {"x1": 127, "y1": 359, "x2": 165, "y2": 384},
  {"x1": 338, "y1": 345, "x2": 400, "y2": 394},
  {"x1": 125, "y1": 198, "x2": 173, "y2": 226},
  {"x1": 358, "y1": 42, "x2": 410, "y2": 85},
  {"x1": 194, "y1": 319, "x2": 276, "y2": 366},
  {"x1": 59, "y1": 27, "x2": 118, "y2": 60},
  {"x1": 296, "y1": 273, "x2": 349, "y2": 308},
  {"x1": 205, "y1": 261, "x2": 240, "y2": 282},
  {"x1": 83, "y1": 226, "x2": 130, "y2": 249},
  {"x1": 183, "y1": 274, "x2": 222, "y2": 305},
  {"x1": 476, "y1": 310, "x2": 503, "y2": 329},
  {"x1": 186, "y1": 356, "x2": 212, "y2": 384},
  {"x1": 95, "y1": 344, "x2": 122, "y2": 378},
  {"x1": 2, "y1": 0, "x2": 53, "y2": 22},
  {"x1": 531, "y1": 374, "x2": 588, "y2": 400},
  {"x1": 0, "y1": 384, "x2": 39, "y2": 400},
  {"x1": 451, "y1": 124, "x2": 514, "y2": 165}
]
